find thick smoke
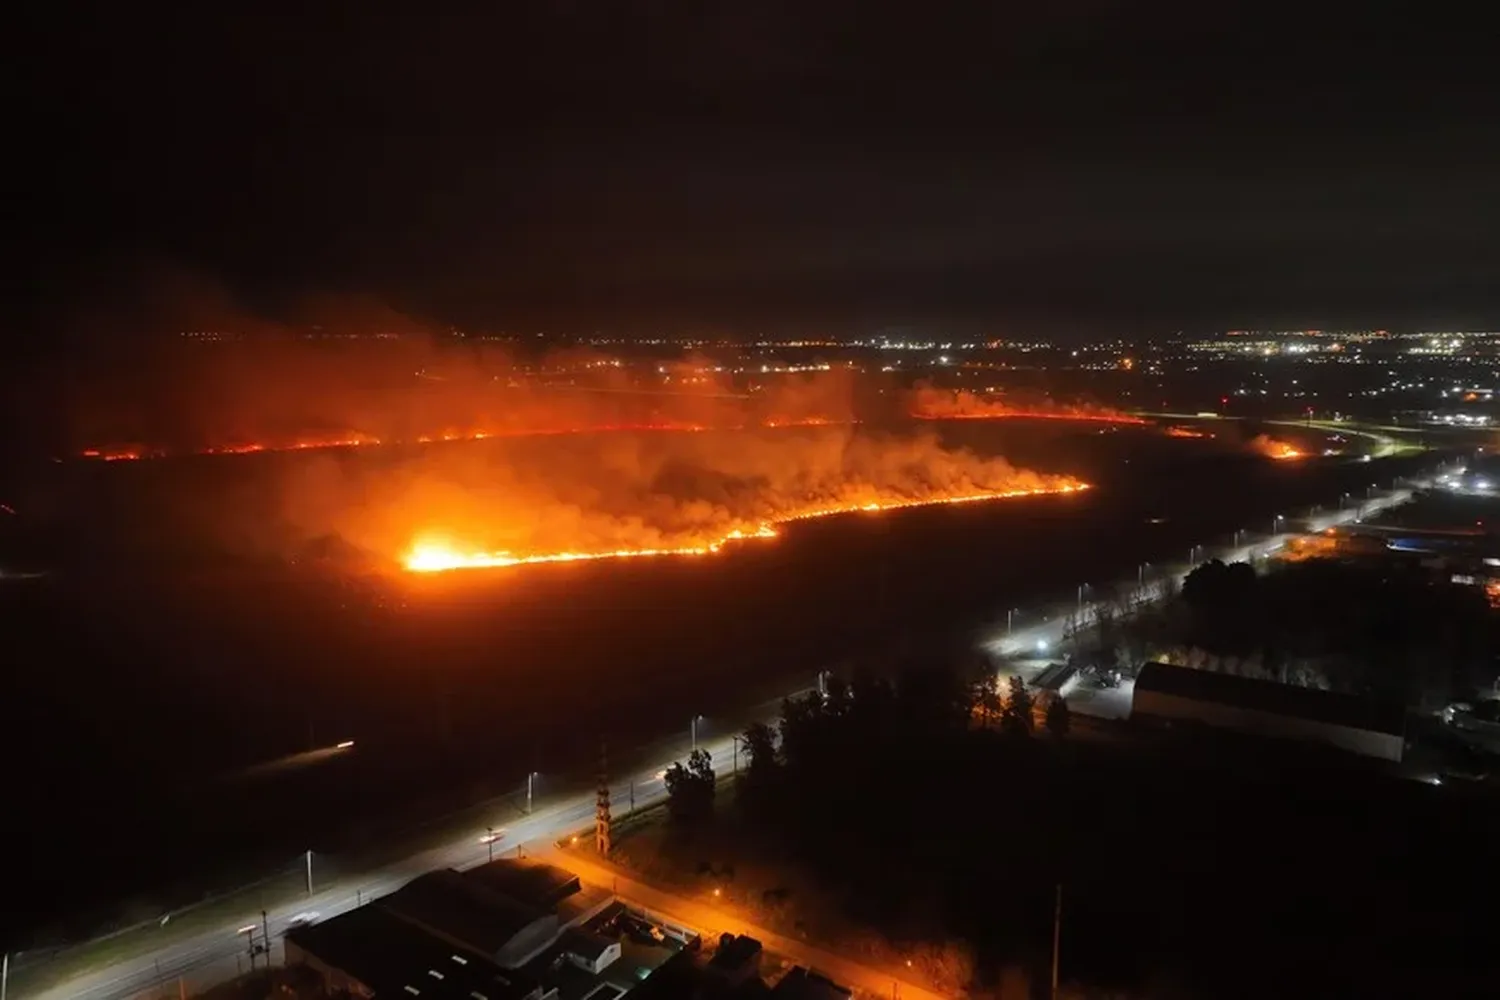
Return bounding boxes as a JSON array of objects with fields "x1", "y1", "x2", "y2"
[
  {"x1": 905, "y1": 382, "x2": 1142, "y2": 422},
  {"x1": 277, "y1": 423, "x2": 1080, "y2": 563}
]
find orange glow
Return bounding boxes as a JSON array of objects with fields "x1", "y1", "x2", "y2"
[
  {"x1": 906, "y1": 384, "x2": 1147, "y2": 424},
  {"x1": 77, "y1": 419, "x2": 855, "y2": 462},
  {"x1": 1248, "y1": 435, "x2": 1304, "y2": 460},
  {"x1": 401, "y1": 483, "x2": 1088, "y2": 574},
  {"x1": 1164, "y1": 426, "x2": 1212, "y2": 439}
]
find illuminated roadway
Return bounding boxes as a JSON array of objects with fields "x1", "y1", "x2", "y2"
[
  {"x1": 22, "y1": 730, "x2": 771, "y2": 1000},
  {"x1": 18, "y1": 480, "x2": 1429, "y2": 1000}
]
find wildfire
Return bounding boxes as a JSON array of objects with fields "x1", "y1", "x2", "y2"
[
  {"x1": 1248, "y1": 435, "x2": 1304, "y2": 460},
  {"x1": 77, "y1": 419, "x2": 847, "y2": 462},
  {"x1": 906, "y1": 385, "x2": 1147, "y2": 424},
  {"x1": 401, "y1": 484, "x2": 1088, "y2": 573}
]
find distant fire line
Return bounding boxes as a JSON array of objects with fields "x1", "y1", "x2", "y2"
[
  {"x1": 400, "y1": 483, "x2": 1090, "y2": 574},
  {"x1": 76, "y1": 410, "x2": 1151, "y2": 462},
  {"x1": 911, "y1": 412, "x2": 1148, "y2": 425}
]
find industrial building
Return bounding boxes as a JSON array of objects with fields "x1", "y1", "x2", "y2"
[
  {"x1": 286, "y1": 859, "x2": 616, "y2": 998},
  {"x1": 1132, "y1": 662, "x2": 1407, "y2": 762},
  {"x1": 287, "y1": 856, "x2": 855, "y2": 1000}
]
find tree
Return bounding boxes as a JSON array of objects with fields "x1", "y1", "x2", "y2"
[
  {"x1": 664, "y1": 749, "x2": 717, "y2": 824},
  {"x1": 1001, "y1": 675, "x2": 1034, "y2": 736},
  {"x1": 1045, "y1": 695, "x2": 1072, "y2": 738},
  {"x1": 663, "y1": 761, "x2": 696, "y2": 824},
  {"x1": 741, "y1": 721, "x2": 778, "y2": 777},
  {"x1": 687, "y1": 748, "x2": 716, "y2": 810}
]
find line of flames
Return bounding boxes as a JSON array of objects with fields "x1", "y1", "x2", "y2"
[
  {"x1": 401, "y1": 483, "x2": 1090, "y2": 574},
  {"x1": 78, "y1": 411, "x2": 1153, "y2": 462}
]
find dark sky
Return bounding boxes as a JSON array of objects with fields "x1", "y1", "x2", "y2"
[{"x1": 21, "y1": 4, "x2": 1500, "y2": 338}]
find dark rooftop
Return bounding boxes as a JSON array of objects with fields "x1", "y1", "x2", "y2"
[
  {"x1": 1135, "y1": 663, "x2": 1408, "y2": 736},
  {"x1": 286, "y1": 903, "x2": 541, "y2": 1000},
  {"x1": 771, "y1": 968, "x2": 852, "y2": 1000},
  {"x1": 384, "y1": 869, "x2": 552, "y2": 957},
  {"x1": 466, "y1": 859, "x2": 582, "y2": 910}
]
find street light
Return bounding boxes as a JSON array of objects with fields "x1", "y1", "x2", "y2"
[
  {"x1": 486, "y1": 825, "x2": 496, "y2": 863},
  {"x1": 1137, "y1": 562, "x2": 1150, "y2": 586},
  {"x1": 1273, "y1": 514, "x2": 1285, "y2": 534},
  {"x1": 526, "y1": 771, "x2": 539, "y2": 814},
  {"x1": 691, "y1": 714, "x2": 705, "y2": 752},
  {"x1": 1007, "y1": 607, "x2": 1018, "y2": 636}
]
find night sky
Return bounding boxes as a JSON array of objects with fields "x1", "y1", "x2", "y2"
[{"x1": 19, "y1": 4, "x2": 1500, "y2": 339}]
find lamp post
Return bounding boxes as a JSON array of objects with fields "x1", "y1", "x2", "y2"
[
  {"x1": 305, "y1": 850, "x2": 313, "y2": 895},
  {"x1": 731, "y1": 734, "x2": 742, "y2": 775},
  {"x1": 526, "y1": 771, "x2": 538, "y2": 814},
  {"x1": 691, "y1": 714, "x2": 705, "y2": 752},
  {"x1": 1007, "y1": 607, "x2": 1017, "y2": 637},
  {"x1": 1273, "y1": 513, "x2": 1285, "y2": 534},
  {"x1": 486, "y1": 826, "x2": 496, "y2": 863}
]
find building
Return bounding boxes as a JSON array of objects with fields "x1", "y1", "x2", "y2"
[
  {"x1": 288, "y1": 859, "x2": 613, "y2": 997},
  {"x1": 771, "y1": 968, "x2": 852, "y2": 1000},
  {"x1": 1132, "y1": 662, "x2": 1407, "y2": 762},
  {"x1": 284, "y1": 902, "x2": 545, "y2": 1000},
  {"x1": 704, "y1": 934, "x2": 761, "y2": 987}
]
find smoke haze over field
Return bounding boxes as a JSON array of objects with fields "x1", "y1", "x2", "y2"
[{"x1": 279, "y1": 424, "x2": 1082, "y2": 567}]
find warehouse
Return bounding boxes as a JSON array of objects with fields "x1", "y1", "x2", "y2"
[{"x1": 1132, "y1": 662, "x2": 1407, "y2": 762}]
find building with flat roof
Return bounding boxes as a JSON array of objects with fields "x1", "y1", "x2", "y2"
[
  {"x1": 285, "y1": 902, "x2": 544, "y2": 1000},
  {"x1": 467, "y1": 859, "x2": 583, "y2": 911},
  {"x1": 1132, "y1": 662, "x2": 1407, "y2": 762},
  {"x1": 384, "y1": 869, "x2": 563, "y2": 969},
  {"x1": 771, "y1": 968, "x2": 852, "y2": 1000}
]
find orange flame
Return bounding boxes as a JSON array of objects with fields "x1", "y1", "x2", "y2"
[
  {"x1": 1164, "y1": 426, "x2": 1212, "y2": 439},
  {"x1": 1248, "y1": 435, "x2": 1303, "y2": 460},
  {"x1": 906, "y1": 385, "x2": 1147, "y2": 424},
  {"x1": 402, "y1": 483, "x2": 1089, "y2": 573}
]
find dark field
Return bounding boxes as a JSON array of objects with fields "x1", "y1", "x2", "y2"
[{"x1": 0, "y1": 419, "x2": 1438, "y2": 945}]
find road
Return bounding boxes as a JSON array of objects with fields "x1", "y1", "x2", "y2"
[
  {"x1": 540, "y1": 846, "x2": 950, "y2": 1000},
  {"x1": 983, "y1": 484, "x2": 1419, "y2": 660},
  {"x1": 13, "y1": 480, "x2": 1429, "y2": 1000},
  {"x1": 19, "y1": 733, "x2": 760, "y2": 1000}
]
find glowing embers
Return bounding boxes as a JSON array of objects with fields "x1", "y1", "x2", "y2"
[
  {"x1": 401, "y1": 483, "x2": 1089, "y2": 574},
  {"x1": 1248, "y1": 435, "x2": 1304, "y2": 460}
]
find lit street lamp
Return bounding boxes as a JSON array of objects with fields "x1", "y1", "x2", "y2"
[
  {"x1": 486, "y1": 825, "x2": 496, "y2": 863},
  {"x1": 526, "y1": 771, "x2": 539, "y2": 814},
  {"x1": 1007, "y1": 607, "x2": 1018, "y2": 636},
  {"x1": 691, "y1": 714, "x2": 705, "y2": 752},
  {"x1": 1273, "y1": 513, "x2": 1285, "y2": 534},
  {"x1": 1137, "y1": 562, "x2": 1150, "y2": 585}
]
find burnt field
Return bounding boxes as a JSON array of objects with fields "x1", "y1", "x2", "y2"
[{"x1": 0, "y1": 418, "x2": 1438, "y2": 937}]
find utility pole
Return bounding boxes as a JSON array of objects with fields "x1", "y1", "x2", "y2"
[
  {"x1": 305, "y1": 850, "x2": 313, "y2": 895},
  {"x1": 1051, "y1": 883, "x2": 1062, "y2": 1000},
  {"x1": 486, "y1": 826, "x2": 495, "y2": 863},
  {"x1": 731, "y1": 735, "x2": 741, "y2": 776},
  {"x1": 1007, "y1": 607, "x2": 1015, "y2": 637},
  {"x1": 595, "y1": 742, "x2": 612, "y2": 856},
  {"x1": 527, "y1": 772, "x2": 536, "y2": 814}
]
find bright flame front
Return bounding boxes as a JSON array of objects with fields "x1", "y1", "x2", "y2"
[{"x1": 401, "y1": 484, "x2": 1088, "y2": 574}]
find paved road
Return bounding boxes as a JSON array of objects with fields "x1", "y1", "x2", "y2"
[
  {"x1": 542, "y1": 847, "x2": 950, "y2": 1000},
  {"x1": 19, "y1": 733, "x2": 760, "y2": 1000},
  {"x1": 983, "y1": 485, "x2": 1418, "y2": 659},
  {"x1": 14, "y1": 480, "x2": 1430, "y2": 1000}
]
